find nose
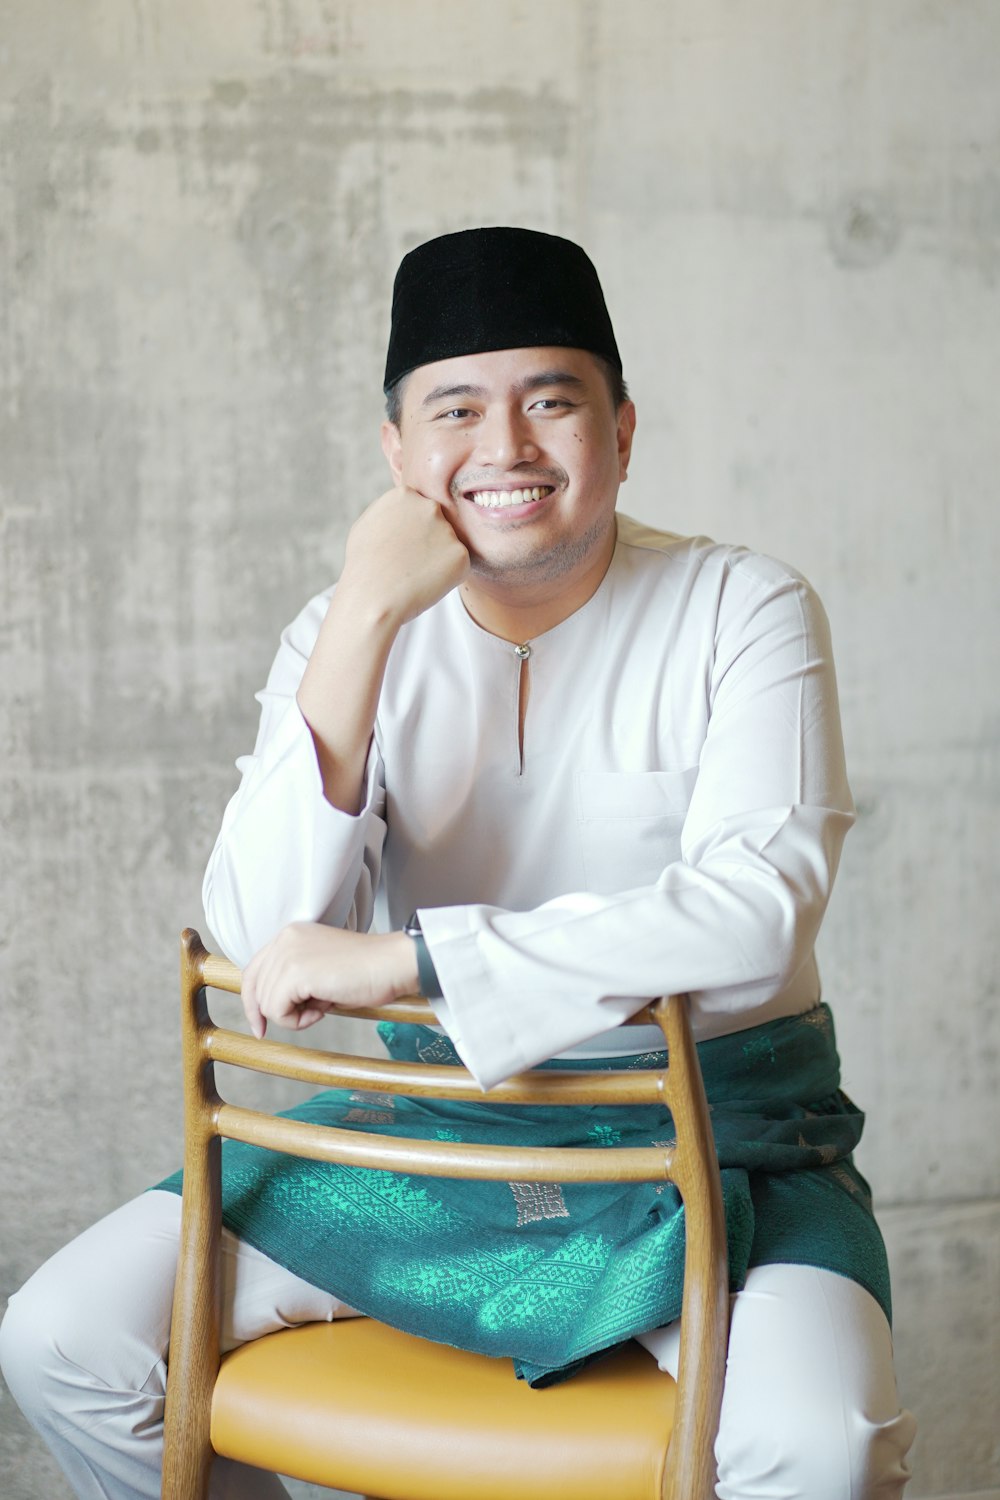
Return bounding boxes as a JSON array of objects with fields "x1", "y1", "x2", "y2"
[{"x1": 473, "y1": 406, "x2": 540, "y2": 469}]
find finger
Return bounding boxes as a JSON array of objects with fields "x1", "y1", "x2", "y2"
[
  {"x1": 294, "y1": 1006, "x2": 325, "y2": 1029},
  {"x1": 256, "y1": 948, "x2": 310, "y2": 1031},
  {"x1": 240, "y1": 952, "x2": 267, "y2": 1040}
]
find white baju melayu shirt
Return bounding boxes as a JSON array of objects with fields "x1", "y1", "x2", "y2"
[{"x1": 204, "y1": 514, "x2": 854, "y2": 1090}]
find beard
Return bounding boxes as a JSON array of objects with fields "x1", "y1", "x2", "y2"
[{"x1": 466, "y1": 507, "x2": 615, "y2": 587}]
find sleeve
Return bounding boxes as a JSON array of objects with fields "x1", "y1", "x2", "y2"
[
  {"x1": 202, "y1": 593, "x2": 388, "y2": 966},
  {"x1": 419, "y1": 564, "x2": 855, "y2": 1089}
]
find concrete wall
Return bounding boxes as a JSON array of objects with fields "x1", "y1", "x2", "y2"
[{"x1": 2, "y1": 4, "x2": 997, "y2": 1497}]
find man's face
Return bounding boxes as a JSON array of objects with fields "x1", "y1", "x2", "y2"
[{"x1": 381, "y1": 346, "x2": 636, "y2": 591}]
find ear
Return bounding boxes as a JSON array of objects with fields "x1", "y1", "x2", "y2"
[
  {"x1": 380, "y1": 418, "x2": 404, "y2": 485},
  {"x1": 616, "y1": 400, "x2": 636, "y2": 482}
]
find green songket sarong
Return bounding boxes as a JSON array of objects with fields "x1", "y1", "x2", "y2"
[{"x1": 155, "y1": 1003, "x2": 891, "y2": 1387}]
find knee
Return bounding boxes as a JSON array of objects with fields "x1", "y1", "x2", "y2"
[
  {"x1": 1, "y1": 1194, "x2": 183, "y2": 1459},
  {"x1": 715, "y1": 1265, "x2": 916, "y2": 1499},
  {"x1": 715, "y1": 1397, "x2": 917, "y2": 1500},
  {"x1": 1, "y1": 1250, "x2": 130, "y2": 1420},
  {"x1": 0, "y1": 1274, "x2": 64, "y2": 1419}
]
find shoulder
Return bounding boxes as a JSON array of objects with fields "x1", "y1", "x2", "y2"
[
  {"x1": 611, "y1": 515, "x2": 833, "y2": 670},
  {"x1": 613, "y1": 512, "x2": 816, "y2": 603}
]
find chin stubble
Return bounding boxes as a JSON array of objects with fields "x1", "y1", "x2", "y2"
[{"x1": 468, "y1": 510, "x2": 613, "y2": 586}]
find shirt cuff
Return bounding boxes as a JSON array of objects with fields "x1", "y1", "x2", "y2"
[{"x1": 418, "y1": 905, "x2": 531, "y2": 1090}]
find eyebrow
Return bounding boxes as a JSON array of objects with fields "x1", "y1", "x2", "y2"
[
  {"x1": 419, "y1": 370, "x2": 587, "y2": 408},
  {"x1": 518, "y1": 370, "x2": 586, "y2": 395},
  {"x1": 420, "y1": 382, "x2": 489, "y2": 406}
]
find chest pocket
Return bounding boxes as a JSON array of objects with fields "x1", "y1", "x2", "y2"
[{"x1": 575, "y1": 768, "x2": 698, "y2": 895}]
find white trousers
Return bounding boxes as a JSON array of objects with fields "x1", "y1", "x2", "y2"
[{"x1": 0, "y1": 1190, "x2": 916, "y2": 1500}]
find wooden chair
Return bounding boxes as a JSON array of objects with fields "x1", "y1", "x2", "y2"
[{"x1": 162, "y1": 929, "x2": 729, "y2": 1500}]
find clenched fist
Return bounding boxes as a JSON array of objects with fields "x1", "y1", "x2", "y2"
[
  {"x1": 340, "y1": 487, "x2": 471, "y2": 629},
  {"x1": 241, "y1": 923, "x2": 420, "y2": 1039}
]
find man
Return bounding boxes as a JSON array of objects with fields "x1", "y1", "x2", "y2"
[{"x1": 0, "y1": 228, "x2": 915, "y2": 1497}]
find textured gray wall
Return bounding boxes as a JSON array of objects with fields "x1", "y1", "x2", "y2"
[{"x1": 2, "y1": 4, "x2": 998, "y2": 1498}]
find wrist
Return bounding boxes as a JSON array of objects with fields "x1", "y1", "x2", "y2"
[
  {"x1": 381, "y1": 930, "x2": 421, "y2": 999},
  {"x1": 332, "y1": 572, "x2": 408, "y2": 638}
]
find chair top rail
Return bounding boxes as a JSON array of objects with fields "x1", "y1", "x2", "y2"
[
  {"x1": 215, "y1": 1102, "x2": 676, "y2": 1184},
  {"x1": 205, "y1": 1024, "x2": 670, "y2": 1107},
  {"x1": 198, "y1": 946, "x2": 661, "y2": 1028}
]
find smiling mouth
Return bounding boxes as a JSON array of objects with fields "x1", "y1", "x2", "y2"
[{"x1": 464, "y1": 485, "x2": 555, "y2": 510}]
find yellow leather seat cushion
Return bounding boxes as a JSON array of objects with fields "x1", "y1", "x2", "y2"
[{"x1": 211, "y1": 1317, "x2": 676, "y2": 1500}]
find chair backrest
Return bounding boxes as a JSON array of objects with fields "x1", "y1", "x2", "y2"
[{"x1": 162, "y1": 928, "x2": 729, "y2": 1500}]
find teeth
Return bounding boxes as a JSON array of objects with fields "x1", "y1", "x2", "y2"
[{"x1": 470, "y1": 486, "x2": 549, "y2": 508}]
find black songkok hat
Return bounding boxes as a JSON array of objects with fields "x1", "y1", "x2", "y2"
[{"x1": 383, "y1": 226, "x2": 621, "y2": 392}]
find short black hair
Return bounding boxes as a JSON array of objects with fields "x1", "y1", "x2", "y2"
[{"x1": 384, "y1": 355, "x2": 630, "y2": 427}]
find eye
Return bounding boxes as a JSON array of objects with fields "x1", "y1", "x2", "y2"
[
  {"x1": 529, "y1": 397, "x2": 573, "y2": 412},
  {"x1": 435, "y1": 407, "x2": 476, "y2": 421}
]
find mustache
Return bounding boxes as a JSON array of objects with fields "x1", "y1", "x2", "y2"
[{"x1": 449, "y1": 464, "x2": 567, "y2": 499}]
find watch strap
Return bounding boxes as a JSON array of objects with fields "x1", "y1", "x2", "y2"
[{"x1": 404, "y1": 911, "x2": 443, "y2": 999}]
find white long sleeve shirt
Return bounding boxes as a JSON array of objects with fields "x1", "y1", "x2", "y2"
[{"x1": 204, "y1": 514, "x2": 854, "y2": 1089}]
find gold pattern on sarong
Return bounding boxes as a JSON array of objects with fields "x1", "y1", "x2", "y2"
[
  {"x1": 797, "y1": 1132, "x2": 839, "y2": 1165},
  {"x1": 416, "y1": 1034, "x2": 456, "y2": 1063},
  {"x1": 508, "y1": 1181, "x2": 570, "y2": 1226},
  {"x1": 830, "y1": 1165, "x2": 863, "y2": 1196}
]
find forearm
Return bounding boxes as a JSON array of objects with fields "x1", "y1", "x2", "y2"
[
  {"x1": 421, "y1": 802, "x2": 851, "y2": 1088},
  {"x1": 206, "y1": 488, "x2": 468, "y2": 960},
  {"x1": 296, "y1": 488, "x2": 470, "y2": 814},
  {"x1": 296, "y1": 582, "x2": 401, "y2": 814},
  {"x1": 202, "y1": 585, "x2": 389, "y2": 964},
  {"x1": 202, "y1": 711, "x2": 385, "y2": 965}
]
